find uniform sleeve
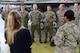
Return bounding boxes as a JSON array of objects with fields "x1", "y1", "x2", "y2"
[
  {"x1": 1, "y1": 11, "x2": 5, "y2": 21},
  {"x1": 52, "y1": 12, "x2": 57, "y2": 22},
  {"x1": 43, "y1": 12, "x2": 46, "y2": 20},
  {"x1": 38, "y1": 12, "x2": 42, "y2": 22},
  {"x1": 44, "y1": 12, "x2": 50, "y2": 22},
  {"x1": 56, "y1": 11, "x2": 58, "y2": 18},
  {"x1": 41, "y1": 12, "x2": 45, "y2": 21},
  {"x1": 26, "y1": 11, "x2": 29, "y2": 21},
  {"x1": 78, "y1": 11, "x2": 80, "y2": 41},
  {"x1": 29, "y1": 11, "x2": 32, "y2": 21},
  {"x1": 54, "y1": 27, "x2": 65, "y2": 46},
  {"x1": 78, "y1": 11, "x2": 80, "y2": 20},
  {"x1": 78, "y1": 33, "x2": 80, "y2": 42},
  {"x1": 74, "y1": 25, "x2": 80, "y2": 43}
]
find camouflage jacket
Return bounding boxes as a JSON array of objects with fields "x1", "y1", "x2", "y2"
[
  {"x1": 54, "y1": 21, "x2": 80, "y2": 53},
  {"x1": 44, "y1": 11, "x2": 56, "y2": 26},
  {"x1": 30, "y1": 10, "x2": 42, "y2": 25},
  {"x1": 56, "y1": 10, "x2": 66, "y2": 27}
]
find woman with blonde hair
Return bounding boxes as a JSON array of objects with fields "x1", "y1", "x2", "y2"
[{"x1": 5, "y1": 10, "x2": 32, "y2": 53}]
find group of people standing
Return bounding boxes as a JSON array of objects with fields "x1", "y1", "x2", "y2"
[
  {"x1": 1, "y1": 2, "x2": 80, "y2": 53},
  {"x1": 1, "y1": 4, "x2": 32, "y2": 53}
]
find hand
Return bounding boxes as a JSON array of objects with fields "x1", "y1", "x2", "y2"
[
  {"x1": 49, "y1": 19, "x2": 54, "y2": 23},
  {"x1": 43, "y1": 19, "x2": 48, "y2": 22}
]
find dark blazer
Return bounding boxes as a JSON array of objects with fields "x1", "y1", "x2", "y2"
[{"x1": 5, "y1": 28, "x2": 32, "y2": 53}]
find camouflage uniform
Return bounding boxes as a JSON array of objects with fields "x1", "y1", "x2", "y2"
[
  {"x1": 75, "y1": 10, "x2": 80, "y2": 53},
  {"x1": 79, "y1": 19, "x2": 80, "y2": 53},
  {"x1": 44, "y1": 11, "x2": 56, "y2": 42},
  {"x1": 19, "y1": 11, "x2": 29, "y2": 28},
  {"x1": 56, "y1": 10, "x2": 66, "y2": 28},
  {"x1": 1, "y1": 10, "x2": 10, "y2": 28},
  {"x1": 72, "y1": 9, "x2": 80, "y2": 26},
  {"x1": 30, "y1": 10, "x2": 42, "y2": 42},
  {"x1": 54, "y1": 21, "x2": 79, "y2": 53}
]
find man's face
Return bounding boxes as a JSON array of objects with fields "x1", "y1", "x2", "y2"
[
  {"x1": 6, "y1": 4, "x2": 10, "y2": 11},
  {"x1": 33, "y1": 4, "x2": 37, "y2": 10},
  {"x1": 21, "y1": 6, "x2": 25, "y2": 11},
  {"x1": 59, "y1": 4, "x2": 64, "y2": 10},
  {"x1": 47, "y1": 6, "x2": 51, "y2": 11},
  {"x1": 74, "y1": 3, "x2": 78, "y2": 9}
]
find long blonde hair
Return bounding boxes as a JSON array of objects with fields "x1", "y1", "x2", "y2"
[{"x1": 6, "y1": 10, "x2": 22, "y2": 45}]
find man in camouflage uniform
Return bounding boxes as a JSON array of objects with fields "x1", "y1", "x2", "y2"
[
  {"x1": 1, "y1": 4, "x2": 10, "y2": 28},
  {"x1": 56, "y1": 4, "x2": 66, "y2": 28},
  {"x1": 72, "y1": 3, "x2": 80, "y2": 53},
  {"x1": 19, "y1": 4, "x2": 29, "y2": 28},
  {"x1": 43, "y1": 5, "x2": 56, "y2": 43},
  {"x1": 72, "y1": 3, "x2": 80, "y2": 26},
  {"x1": 30, "y1": 4, "x2": 42, "y2": 43},
  {"x1": 54, "y1": 10, "x2": 79, "y2": 53}
]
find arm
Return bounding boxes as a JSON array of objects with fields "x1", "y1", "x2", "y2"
[
  {"x1": 1, "y1": 11, "x2": 5, "y2": 21},
  {"x1": 26, "y1": 11, "x2": 29, "y2": 21},
  {"x1": 54, "y1": 27, "x2": 65, "y2": 46},
  {"x1": 29, "y1": 11, "x2": 32, "y2": 22},
  {"x1": 49, "y1": 12, "x2": 57, "y2": 23},
  {"x1": 38, "y1": 12, "x2": 42, "y2": 22},
  {"x1": 43, "y1": 12, "x2": 49, "y2": 23},
  {"x1": 56, "y1": 11, "x2": 59, "y2": 23},
  {"x1": 52, "y1": 12, "x2": 57, "y2": 22},
  {"x1": 73, "y1": 25, "x2": 80, "y2": 44},
  {"x1": 78, "y1": 11, "x2": 80, "y2": 19}
]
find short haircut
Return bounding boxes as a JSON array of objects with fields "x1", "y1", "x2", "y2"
[
  {"x1": 59, "y1": 4, "x2": 65, "y2": 7},
  {"x1": 74, "y1": 3, "x2": 78, "y2": 5},
  {"x1": 47, "y1": 5, "x2": 52, "y2": 8},
  {"x1": 20, "y1": 4, "x2": 24, "y2": 6}
]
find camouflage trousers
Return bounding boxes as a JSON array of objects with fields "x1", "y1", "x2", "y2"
[
  {"x1": 31, "y1": 24, "x2": 41, "y2": 41},
  {"x1": 44, "y1": 25, "x2": 53, "y2": 42}
]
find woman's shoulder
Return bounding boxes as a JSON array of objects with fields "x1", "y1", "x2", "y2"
[
  {"x1": 58, "y1": 23, "x2": 68, "y2": 31},
  {"x1": 19, "y1": 27, "x2": 29, "y2": 32},
  {"x1": 16, "y1": 28, "x2": 30, "y2": 37}
]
